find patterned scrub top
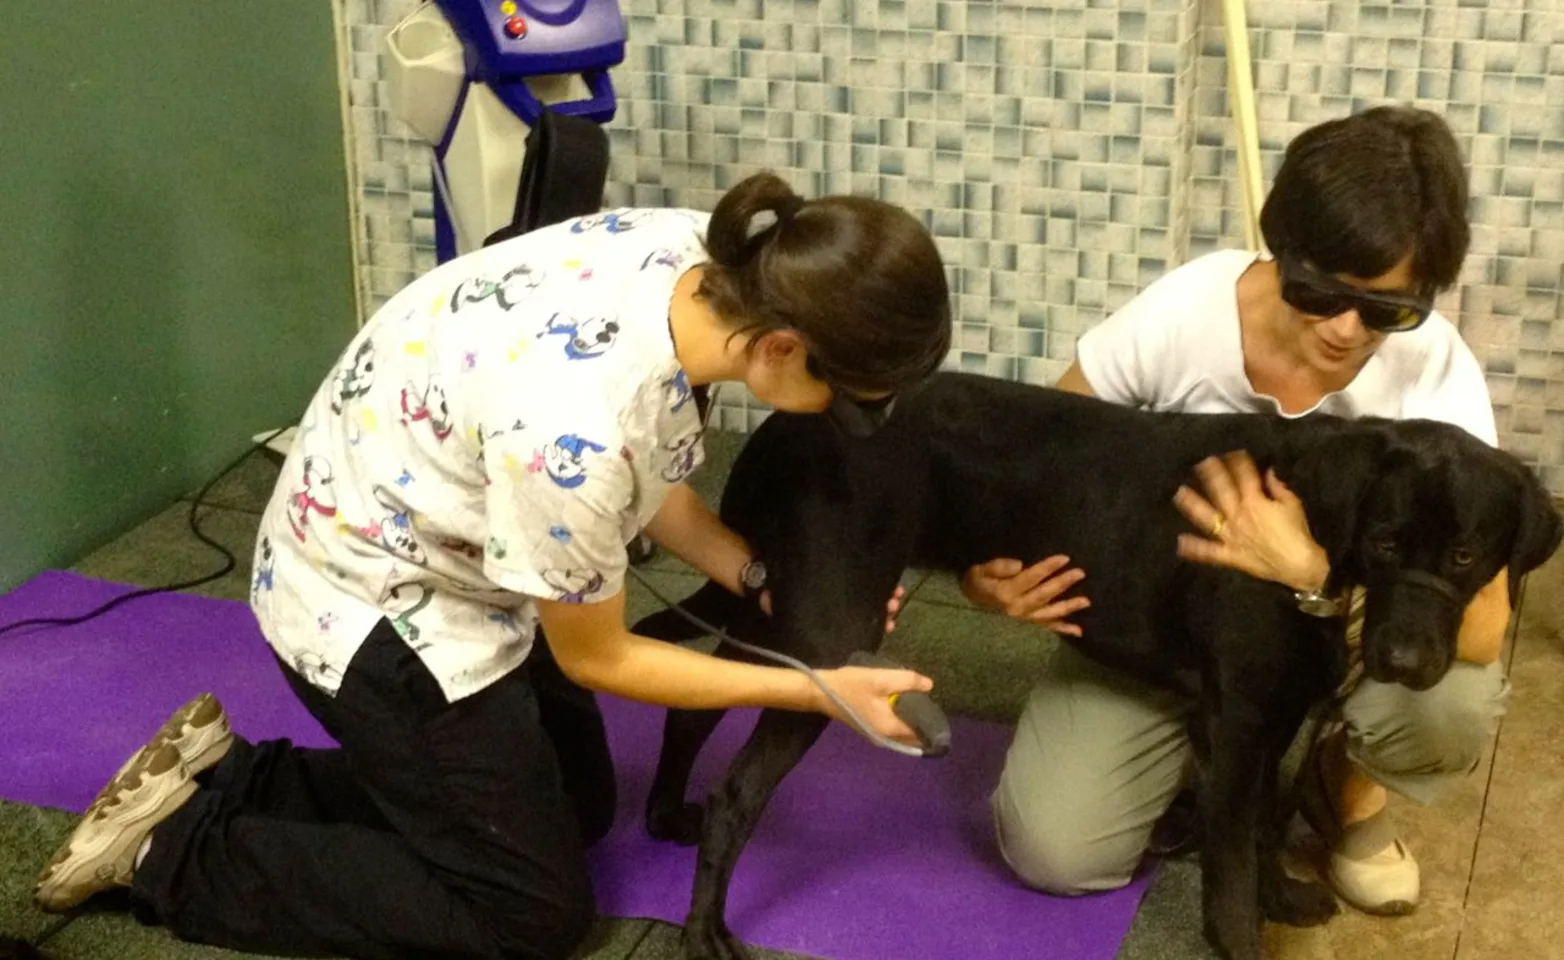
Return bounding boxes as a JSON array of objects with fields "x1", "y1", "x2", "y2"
[{"x1": 252, "y1": 208, "x2": 711, "y2": 702}]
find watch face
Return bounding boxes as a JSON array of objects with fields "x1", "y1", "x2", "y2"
[
  {"x1": 741, "y1": 562, "x2": 767, "y2": 591},
  {"x1": 1297, "y1": 594, "x2": 1339, "y2": 617}
]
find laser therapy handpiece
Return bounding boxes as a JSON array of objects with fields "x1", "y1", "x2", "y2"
[{"x1": 846, "y1": 651, "x2": 952, "y2": 758}]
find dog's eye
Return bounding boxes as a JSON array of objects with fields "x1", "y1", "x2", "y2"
[
  {"x1": 1449, "y1": 548, "x2": 1475, "y2": 568},
  {"x1": 1371, "y1": 538, "x2": 1399, "y2": 560}
]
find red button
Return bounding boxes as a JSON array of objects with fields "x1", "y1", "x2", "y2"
[{"x1": 504, "y1": 15, "x2": 527, "y2": 38}]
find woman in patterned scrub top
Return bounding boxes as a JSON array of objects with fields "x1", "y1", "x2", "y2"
[{"x1": 37, "y1": 172, "x2": 954, "y2": 960}]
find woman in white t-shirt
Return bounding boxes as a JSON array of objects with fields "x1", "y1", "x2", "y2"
[
  {"x1": 970, "y1": 106, "x2": 1511, "y2": 916},
  {"x1": 35, "y1": 173, "x2": 953, "y2": 959}
]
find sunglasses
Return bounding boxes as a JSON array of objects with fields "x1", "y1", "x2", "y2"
[{"x1": 1278, "y1": 256, "x2": 1433, "y2": 334}]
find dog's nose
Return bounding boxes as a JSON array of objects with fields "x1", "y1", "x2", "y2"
[{"x1": 1385, "y1": 646, "x2": 1425, "y2": 676}]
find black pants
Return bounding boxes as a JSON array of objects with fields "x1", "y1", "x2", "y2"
[{"x1": 132, "y1": 621, "x2": 616, "y2": 960}]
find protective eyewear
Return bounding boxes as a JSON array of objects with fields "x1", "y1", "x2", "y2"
[
  {"x1": 806, "y1": 355, "x2": 898, "y2": 438},
  {"x1": 1278, "y1": 256, "x2": 1433, "y2": 333}
]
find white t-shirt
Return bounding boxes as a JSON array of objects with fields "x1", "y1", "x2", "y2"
[
  {"x1": 1074, "y1": 250, "x2": 1497, "y2": 445},
  {"x1": 253, "y1": 208, "x2": 712, "y2": 701}
]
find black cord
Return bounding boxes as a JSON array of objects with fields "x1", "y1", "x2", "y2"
[{"x1": 0, "y1": 429, "x2": 287, "y2": 640}]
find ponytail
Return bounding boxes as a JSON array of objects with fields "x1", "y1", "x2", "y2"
[
  {"x1": 705, "y1": 172, "x2": 808, "y2": 269},
  {"x1": 697, "y1": 171, "x2": 952, "y2": 395}
]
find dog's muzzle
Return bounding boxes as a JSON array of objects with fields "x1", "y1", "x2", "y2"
[{"x1": 1395, "y1": 568, "x2": 1461, "y2": 603}]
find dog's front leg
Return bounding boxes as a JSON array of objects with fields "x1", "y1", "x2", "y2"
[
  {"x1": 1199, "y1": 717, "x2": 1268, "y2": 960},
  {"x1": 647, "y1": 708, "x2": 726, "y2": 845},
  {"x1": 1256, "y1": 736, "x2": 1338, "y2": 928},
  {"x1": 682, "y1": 709, "x2": 830, "y2": 960}
]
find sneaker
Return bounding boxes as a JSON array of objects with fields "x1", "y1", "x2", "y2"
[
  {"x1": 1295, "y1": 734, "x2": 1419, "y2": 916},
  {"x1": 1326, "y1": 839, "x2": 1419, "y2": 916},
  {"x1": 34, "y1": 742, "x2": 198, "y2": 912},
  {"x1": 89, "y1": 693, "x2": 232, "y2": 815}
]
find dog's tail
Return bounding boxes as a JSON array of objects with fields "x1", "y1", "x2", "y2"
[{"x1": 630, "y1": 579, "x2": 752, "y2": 643}]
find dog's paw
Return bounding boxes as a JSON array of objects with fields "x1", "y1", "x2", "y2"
[
  {"x1": 680, "y1": 922, "x2": 749, "y2": 960},
  {"x1": 1203, "y1": 920, "x2": 1262, "y2": 960},
  {"x1": 1262, "y1": 876, "x2": 1339, "y2": 927},
  {"x1": 646, "y1": 802, "x2": 705, "y2": 846}
]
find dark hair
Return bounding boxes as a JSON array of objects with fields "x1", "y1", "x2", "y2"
[
  {"x1": 698, "y1": 172, "x2": 952, "y2": 395},
  {"x1": 1260, "y1": 105, "x2": 1470, "y2": 294}
]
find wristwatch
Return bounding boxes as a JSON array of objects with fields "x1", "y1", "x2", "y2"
[
  {"x1": 1294, "y1": 587, "x2": 1343, "y2": 618},
  {"x1": 739, "y1": 559, "x2": 768, "y2": 603}
]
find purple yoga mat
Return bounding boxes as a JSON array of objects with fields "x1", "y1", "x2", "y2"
[{"x1": 0, "y1": 571, "x2": 1152, "y2": 960}]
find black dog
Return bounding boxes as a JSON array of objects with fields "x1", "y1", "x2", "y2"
[
  {"x1": 0, "y1": 938, "x2": 44, "y2": 960},
  {"x1": 631, "y1": 372, "x2": 1562, "y2": 960}
]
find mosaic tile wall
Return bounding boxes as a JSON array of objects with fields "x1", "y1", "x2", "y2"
[
  {"x1": 1185, "y1": 0, "x2": 1564, "y2": 493},
  {"x1": 337, "y1": 0, "x2": 1564, "y2": 494}
]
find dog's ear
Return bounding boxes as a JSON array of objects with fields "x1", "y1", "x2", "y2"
[
  {"x1": 1505, "y1": 458, "x2": 1563, "y2": 588},
  {"x1": 1282, "y1": 425, "x2": 1390, "y2": 582}
]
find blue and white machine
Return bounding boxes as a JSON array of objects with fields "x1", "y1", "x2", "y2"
[{"x1": 385, "y1": 0, "x2": 626, "y2": 262}]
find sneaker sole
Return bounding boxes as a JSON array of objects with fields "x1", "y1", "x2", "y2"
[
  {"x1": 87, "y1": 694, "x2": 231, "y2": 817},
  {"x1": 1345, "y1": 897, "x2": 1418, "y2": 917}
]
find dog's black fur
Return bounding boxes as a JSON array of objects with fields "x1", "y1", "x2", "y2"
[
  {"x1": 0, "y1": 938, "x2": 44, "y2": 960},
  {"x1": 631, "y1": 372, "x2": 1562, "y2": 960}
]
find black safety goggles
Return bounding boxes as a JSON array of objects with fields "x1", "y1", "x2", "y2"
[
  {"x1": 806, "y1": 355, "x2": 899, "y2": 438},
  {"x1": 1278, "y1": 256, "x2": 1433, "y2": 334}
]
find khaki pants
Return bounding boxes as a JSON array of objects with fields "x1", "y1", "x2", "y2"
[{"x1": 991, "y1": 643, "x2": 1510, "y2": 895}]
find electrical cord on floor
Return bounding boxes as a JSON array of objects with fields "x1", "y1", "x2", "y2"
[
  {"x1": 0, "y1": 433, "x2": 287, "y2": 958},
  {"x1": 0, "y1": 429, "x2": 287, "y2": 640},
  {"x1": 628, "y1": 565, "x2": 937, "y2": 757},
  {"x1": 0, "y1": 409, "x2": 939, "y2": 761}
]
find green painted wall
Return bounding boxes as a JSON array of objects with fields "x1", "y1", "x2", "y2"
[{"x1": 0, "y1": 3, "x2": 357, "y2": 591}]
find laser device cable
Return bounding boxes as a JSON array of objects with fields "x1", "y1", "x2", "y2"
[{"x1": 627, "y1": 565, "x2": 950, "y2": 759}]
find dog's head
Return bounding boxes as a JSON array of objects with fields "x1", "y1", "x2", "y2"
[{"x1": 1290, "y1": 419, "x2": 1562, "y2": 691}]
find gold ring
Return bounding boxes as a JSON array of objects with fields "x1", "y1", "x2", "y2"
[{"x1": 1210, "y1": 516, "x2": 1227, "y2": 538}]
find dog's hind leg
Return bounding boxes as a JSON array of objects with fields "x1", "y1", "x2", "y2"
[
  {"x1": 647, "y1": 708, "x2": 726, "y2": 845},
  {"x1": 682, "y1": 709, "x2": 830, "y2": 960}
]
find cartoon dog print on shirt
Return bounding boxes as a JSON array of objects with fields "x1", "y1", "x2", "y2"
[
  {"x1": 330, "y1": 340, "x2": 376, "y2": 414},
  {"x1": 473, "y1": 420, "x2": 525, "y2": 478},
  {"x1": 536, "y1": 434, "x2": 608, "y2": 489},
  {"x1": 538, "y1": 313, "x2": 620, "y2": 360},
  {"x1": 352, "y1": 485, "x2": 426, "y2": 565},
  {"x1": 400, "y1": 377, "x2": 453, "y2": 441},
  {"x1": 569, "y1": 210, "x2": 644, "y2": 235},
  {"x1": 641, "y1": 248, "x2": 685, "y2": 271},
  {"x1": 448, "y1": 263, "x2": 547, "y2": 313},
  {"x1": 664, "y1": 369, "x2": 694, "y2": 413},
  {"x1": 386, "y1": 582, "x2": 435, "y2": 649},
  {"x1": 543, "y1": 568, "x2": 607, "y2": 604},
  {"x1": 287, "y1": 456, "x2": 338, "y2": 543},
  {"x1": 292, "y1": 652, "x2": 343, "y2": 690},
  {"x1": 251, "y1": 535, "x2": 276, "y2": 604},
  {"x1": 660, "y1": 431, "x2": 702, "y2": 483}
]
